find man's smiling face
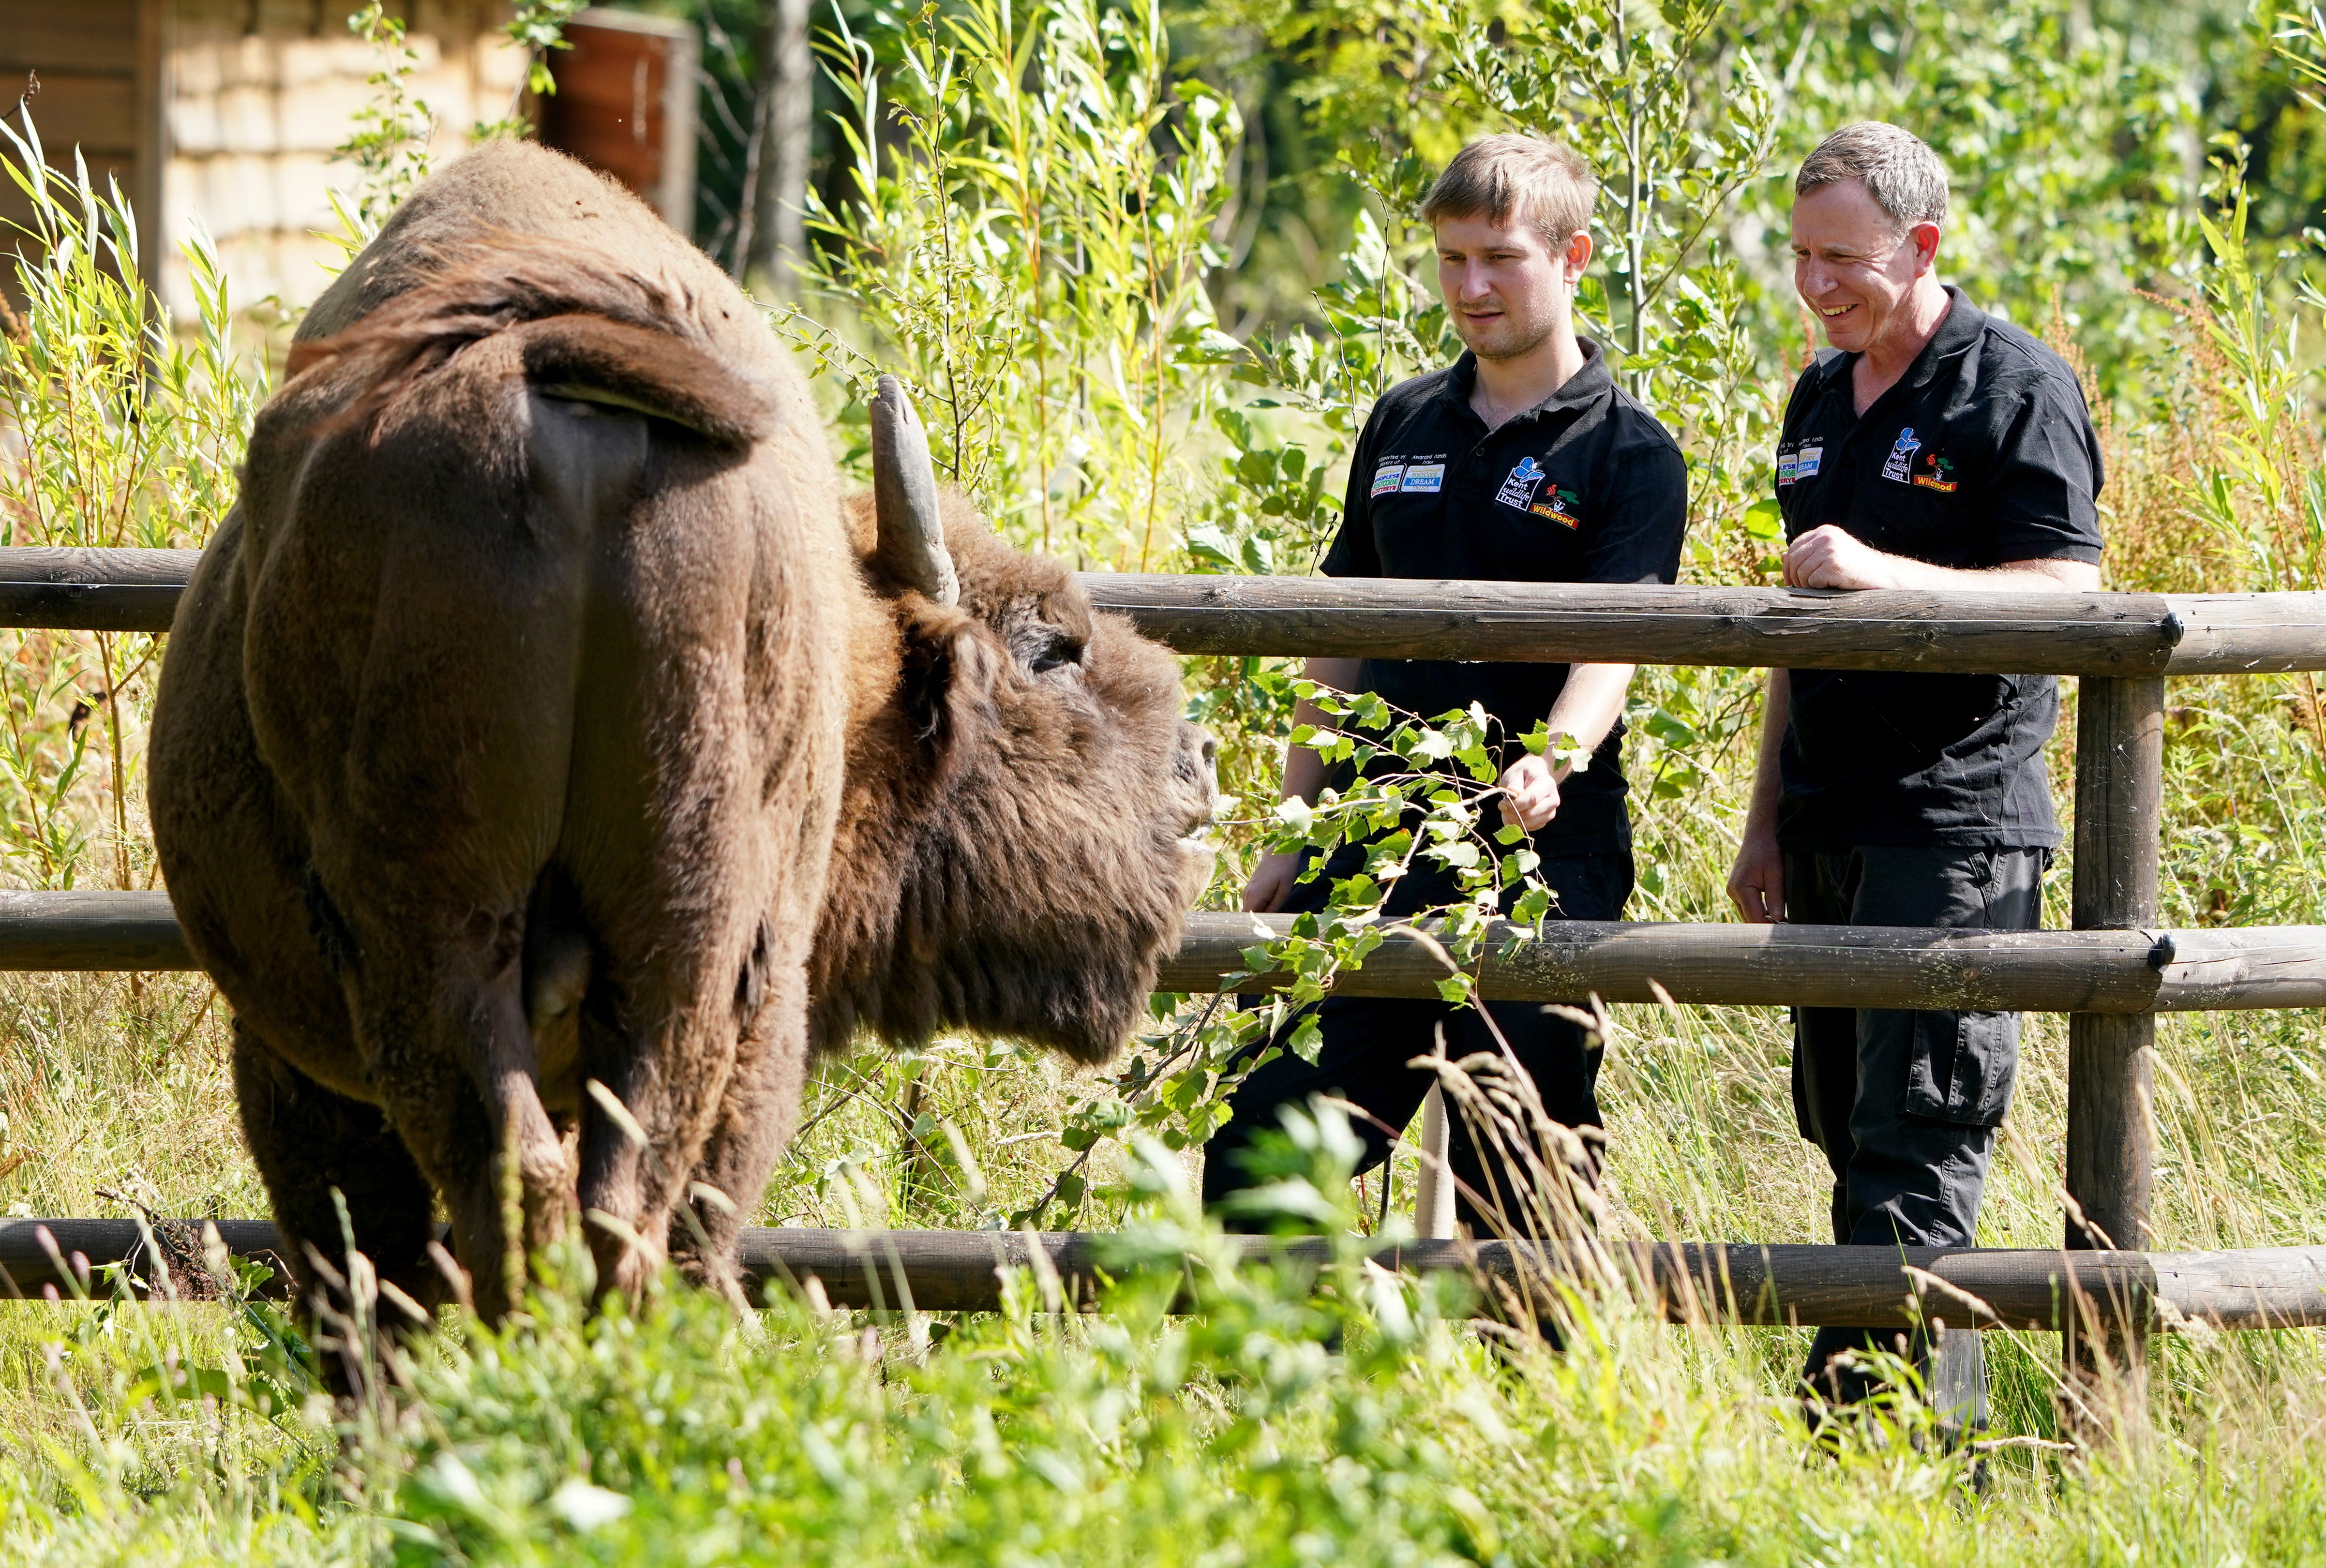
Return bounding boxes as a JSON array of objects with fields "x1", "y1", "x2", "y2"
[
  {"x1": 1434, "y1": 211, "x2": 1589, "y2": 362},
  {"x1": 1789, "y1": 179, "x2": 1937, "y2": 357}
]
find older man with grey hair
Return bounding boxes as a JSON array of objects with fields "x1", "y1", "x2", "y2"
[{"x1": 1726, "y1": 122, "x2": 2105, "y2": 1437}]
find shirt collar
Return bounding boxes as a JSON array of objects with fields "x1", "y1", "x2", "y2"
[
  {"x1": 1906, "y1": 285, "x2": 1982, "y2": 389},
  {"x1": 1815, "y1": 284, "x2": 1982, "y2": 403},
  {"x1": 1443, "y1": 337, "x2": 1615, "y2": 426}
]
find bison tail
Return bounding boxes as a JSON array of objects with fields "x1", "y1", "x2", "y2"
[{"x1": 282, "y1": 240, "x2": 776, "y2": 446}]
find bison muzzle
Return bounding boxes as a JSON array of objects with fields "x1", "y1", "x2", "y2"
[{"x1": 148, "y1": 141, "x2": 1216, "y2": 1324}]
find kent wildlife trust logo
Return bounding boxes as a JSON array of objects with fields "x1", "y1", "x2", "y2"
[
  {"x1": 1495, "y1": 455, "x2": 1546, "y2": 510},
  {"x1": 1881, "y1": 427, "x2": 1921, "y2": 484}
]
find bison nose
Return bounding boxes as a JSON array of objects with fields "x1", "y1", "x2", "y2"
[
  {"x1": 1176, "y1": 722, "x2": 1220, "y2": 803},
  {"x1": 1182, "y1": 723, "x2": 1219, "y2": 776}
]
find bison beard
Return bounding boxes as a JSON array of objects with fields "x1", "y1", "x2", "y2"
[{"x1": 148, "y1": 141, "x2": 1216, "y2": 1329}]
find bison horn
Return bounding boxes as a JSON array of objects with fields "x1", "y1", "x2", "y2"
[{"x1": 870, "y1": 375, "x2": 959, "y2": 606}]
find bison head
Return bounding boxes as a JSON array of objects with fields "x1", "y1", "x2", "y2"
[{"x1": 813, "y1": 379, "x2": 1217, "y2": 1064}]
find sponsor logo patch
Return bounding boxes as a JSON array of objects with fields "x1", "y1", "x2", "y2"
[
  {"x1": 1370, "y1": 460, "x2": 1406, "y2": 497},
  {"x1": 1912, "y1": 450, "x2": 1958, "y2": 492},
  {"x1": 1495, "y1": 455, "x2": 1546, "y2": 510},
  {"x1": 1530, "y1": 486, "x2": 1583, "y2": 528},
  {"x1": 1796, "y1": 441, "x2": 1822, "y2": 479},
  {"x1": 1398, "y1": 461, "x2": 1445, "y2": 493},
  {"x1": 1777, "y1": 447, "x2": 1799, "y2": 486},
  {"x1": 1880, "y1": 427, "x2": 1921, "y2": 484}
]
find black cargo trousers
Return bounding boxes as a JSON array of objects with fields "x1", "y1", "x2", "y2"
[
  {"x1": 1202, "y1": 849, "x2": 1634, "y2": 1237},
  {"x1": 1785, "y1": 843, "x2": 2047, "y2": 1427}
]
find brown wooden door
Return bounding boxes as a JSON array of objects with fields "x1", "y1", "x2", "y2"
[{"x1": 538, "y1": 9, "x2": 697, "y2": 235}]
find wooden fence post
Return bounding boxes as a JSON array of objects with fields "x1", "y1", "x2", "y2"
[{"x1": 2064, "y1": 674, "x2": 2165, "y2": 1407}]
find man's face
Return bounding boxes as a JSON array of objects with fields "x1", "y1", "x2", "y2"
[
  {"x1": 1789, "y1": 179, "x2": 1939, "y2": 356},
  {"x1": 1435, "y1": 211, "x2": 1591, "y2": 362}
]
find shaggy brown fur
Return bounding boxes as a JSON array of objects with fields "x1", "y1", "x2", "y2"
[{"x1": 148, "y1": 141, "x2": 1215, "y2": 1325}]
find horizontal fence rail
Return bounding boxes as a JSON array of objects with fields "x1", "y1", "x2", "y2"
[
  {"x1": 9, "y1": 549, "x2": 2326, "y2": 675},
  {"x1": 18, "y1": 892, "x2": 2326, "y2": 1015},
  {"x1": 0, "y1": 892, "x2": 202, "y2": 970},
  {"x1": 0, "y1": 549, "x2": 204, "y2": 633},
  {"x1": 1082, "y1": 575, "x2": 2326, "y2": 676},
  {"x1": 7, "y1": 1219, "x2": 2324, "y2": 1331},
  {"x1": 1163, "y1": 914, "x2": 2326, "y2": 1014}
]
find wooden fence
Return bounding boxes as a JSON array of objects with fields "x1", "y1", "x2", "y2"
[{"x1": 2, "y1": 550, "x2": 2324, "y2": 1359}]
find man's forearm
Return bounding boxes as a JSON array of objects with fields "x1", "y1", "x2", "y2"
[
  {"x1": 1869, "y1": 555, "x2": 2101, "y2": 593},
  {"x1": 1746, "y1": 669, "x2": 1790, "y2": 827},
  {"x1": 1279, "y1": 656, "x2": 1361, "y2": 806},
  {"x1": 1542, "y1": 662, "x2": 1636, "y2": 776}
]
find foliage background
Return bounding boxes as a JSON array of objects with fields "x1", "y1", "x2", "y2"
[{"x1": 6, "y1": 0, "x2": 2326, "y2": 1560}]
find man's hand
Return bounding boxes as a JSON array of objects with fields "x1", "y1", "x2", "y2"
[
  {"x1": 1497, "y1": 752, "x2": 1562, "y2": 833},
  {"x1": 1726, "y1": 819, "x2": 1786, "y2": 924},
  {"x1": 1243, "y1": 851, "x2": 1304, "y2": 914},
  {"x1": 1784, "y1": 523, "x2": 1899, "y2": 590}
]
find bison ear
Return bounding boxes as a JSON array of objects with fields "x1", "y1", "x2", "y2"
[
  {"x1": 900, "y1": 609, "x2": 1000, "y2": 763},
  {"x1": 870, "y1": 376, "x2": 960, "y2": 605}
]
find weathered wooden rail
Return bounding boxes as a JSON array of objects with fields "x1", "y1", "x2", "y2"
[
  {"x1": 1084, "y1": 575, "x2": 2326, "y2": 676},
  {"x1": 4, "y1": 547, "x2": 2324, "y2": 1373},
  {"x1": 11, "y1": 891, "x2": 2326, "y2": 1015},
  {"x1": 15, "y1": 548, "x2": 2326, "y2": 676},
  {"x1": 8, "y1": 1219, "x2": 2324, "y2": 1332}
]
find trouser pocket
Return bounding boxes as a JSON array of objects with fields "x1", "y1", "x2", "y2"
[{"x1": 1904, "y1": 1009, "x2": 2020, "y2": 1126}]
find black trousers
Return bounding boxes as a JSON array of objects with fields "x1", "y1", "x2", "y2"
[
  {"x1": 1785, "y1": 844, "x2": 2046, "y2": 1421},
  {"x1": 1201, "y1": 851, "x2": 1634, "y2": 1238}
]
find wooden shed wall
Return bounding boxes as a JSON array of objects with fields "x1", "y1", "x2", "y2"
[
  {"x1": 0, "y1": 1, "x2": 164, "y2": 291},
  {"x1": 2, "y1": 3, "x2": 696, "y2": 322},
  {"x1": 161, "y1": 0, "x2": 526, "y2": 315}
]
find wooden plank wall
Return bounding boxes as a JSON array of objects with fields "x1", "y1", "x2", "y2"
[{"x1": 0, "y1": 0, "x2": 161, "y2": 304}]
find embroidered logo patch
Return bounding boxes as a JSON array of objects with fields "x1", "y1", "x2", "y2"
[
  {"x1": 1529, "y1": 486, "x2": 1582, "y2": 528},
  {"x1": 1777, "y1": 446, "x2": 1799, "y2": 486},
  {"x1": 1912, "y1": 451, "x2": 1959, "y2": 492},
  {"x1": 1370, "y1": 460, "x2": 1406, "y2": 497},
  {"x1": 1796, "y1": 441, "x2": 1822, "y2": 479},
  {"x1": 1398, "y1": 461, "x2": 1445, "y2": 493},
  {"x1": 1881, "y1": 427, "x2": 1921, "y2": 484},
  {"x1": 1495, "y1": 455, "x2": 1546, "y2": 510}
]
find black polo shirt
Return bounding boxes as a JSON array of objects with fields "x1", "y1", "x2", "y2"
[
  {"x1": 1320, "y1": 340, "x2": 1687, "y2": 854},
  {"x1": 1773, "y1": 286, "x2": 2104, "y2": 850}
]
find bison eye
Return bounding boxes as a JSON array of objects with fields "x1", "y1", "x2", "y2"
[{"x1": 1028, "y1": 632, "x2": 1084, "y2": 675}]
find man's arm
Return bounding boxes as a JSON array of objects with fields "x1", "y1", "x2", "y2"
[
  {"x1": 1496, "y1": 661, "x2": 1635, "y2": 832},
  {"x1": 1726, "y1": 670, "x2": 1790, "y2": 924},
  {"x1": 1502, "y1": 429, "x2": 1688, "y2": 833},
  {"x1": 1785, "y1": 525, "x2": 2102, "y2": 592},
  {"x1": 1244, "y1": 656, "x2": 1361, "y2": 913},
  {"x1": 1735, "y1": 525, "x2": 2102, "y2": 924}
]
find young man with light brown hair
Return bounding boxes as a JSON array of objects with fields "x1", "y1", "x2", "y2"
[{"x1": 1203, "y1": 133, "x2": 1687, "y2": 1236}]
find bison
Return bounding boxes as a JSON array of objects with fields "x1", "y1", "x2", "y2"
[{"x1": 148, "y1": 141, "x2": 1216, "y2": 1323}]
